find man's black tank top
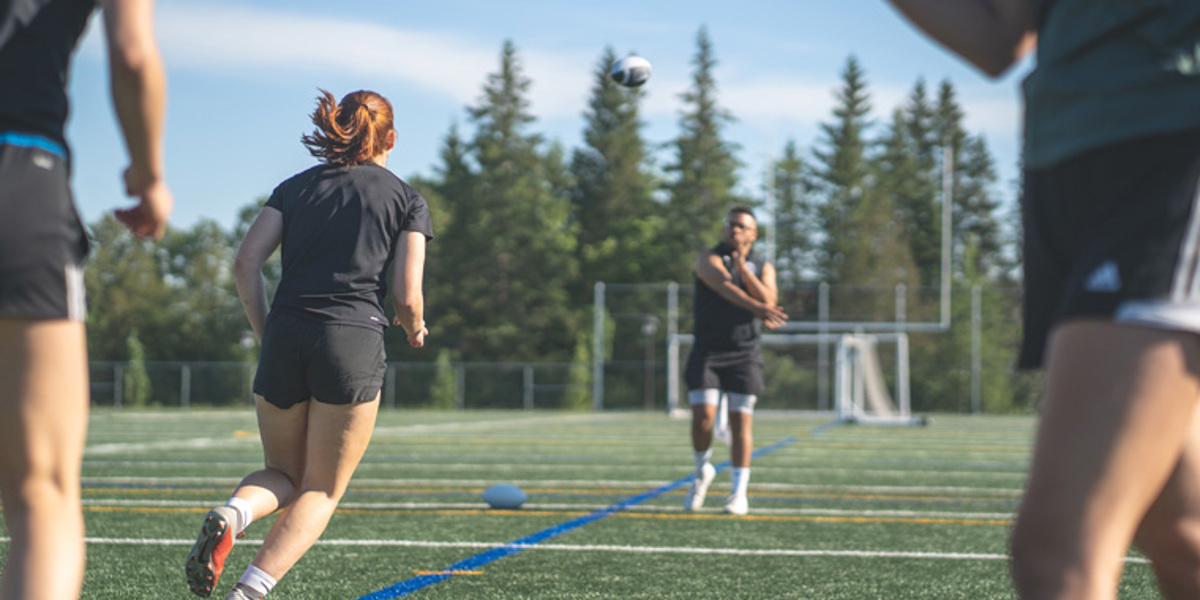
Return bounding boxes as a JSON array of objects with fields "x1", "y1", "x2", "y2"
[{"x1": 692, "y1": 241, "x2": 765, "y2": 356}]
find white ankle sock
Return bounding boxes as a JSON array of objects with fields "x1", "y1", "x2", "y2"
[
  {"x1": 239, "y1": 565, "x2": 277, "y2": 597},
  {"x1": 731, "y1": 467, "x2": 751, "y2": 496},
  {"x1": 226, "y1": 497, "x2": 254, "y2": 535},
  {"x1": 693, "y1": 449, "x2": 712, "y2": 473}
]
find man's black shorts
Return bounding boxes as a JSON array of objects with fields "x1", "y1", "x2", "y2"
[
  {"x1": 253, "y1": 310, "x2": 386, "y2": 409},
  {"x1": 1020, "y1": 128, "x2": 1200, "y2": 368},
  {"x1": 684, "y1": 347, "x2": 764, "y2": 395},
  {"x1": 0, "y1": 142, "x2": 88, "y2": 320}
]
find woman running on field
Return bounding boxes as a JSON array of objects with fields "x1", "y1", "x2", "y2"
[{"x1": 185, "y1": 89, "x2": 433, "y2": 600}]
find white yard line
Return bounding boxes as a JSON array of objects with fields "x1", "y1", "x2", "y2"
[
  {"x1": 78, "y1": 498, "x2": 1014, "y2": 520},
  {"x1": 81, "y1": 459, "x2": 1025, "y2": 479},
  {"x1": 84, "y1": 437, "x2": 257, "y2": 456},
  {"x1": 0, "y1": 536, "x2": 1146, "y2": 564},
  {"x1": 84, "y1": 413, "x2": 619, "y2": 457},
  {"x1": 80, "y1": 475, "x2": 1023, "y2": 495},
  {"x1": 370, "y1": 413, "x2": 628, "y2": 437}
]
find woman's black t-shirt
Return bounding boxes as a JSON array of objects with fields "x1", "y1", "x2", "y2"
[{"x1": 266, "y1": 163, "x2": 433, "y2": 331}]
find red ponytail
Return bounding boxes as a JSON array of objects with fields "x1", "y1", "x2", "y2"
[{"x1": 301, "y1": 89, "x2": 394, "y2": 165}]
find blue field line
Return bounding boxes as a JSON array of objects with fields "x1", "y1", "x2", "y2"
[
  {"x1": 355, "y1": 436, "x2": 799, "y2": 600},
  {"x1": 810, "y1": 420, "x2": 841, "y2": 436}
]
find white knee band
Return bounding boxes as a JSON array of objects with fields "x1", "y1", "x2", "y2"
[
  {"x1": 727, "y1": 392, "x2": 757, "y2": 414},
  {"x1": 688, "y1": 389, "x2": 721, "y2": 406}
]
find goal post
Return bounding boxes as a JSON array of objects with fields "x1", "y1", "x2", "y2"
[
  {"x1": 834, "y1": 333, "x2": 924, "y2": 426},
  {"x1": 667, "y1": 331, "x2": 925, "y2": 426}
]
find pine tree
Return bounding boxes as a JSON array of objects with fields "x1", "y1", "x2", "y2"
[
  {"x1": 662, "y1": 27, "x2": 745, "y2": 279},
  {"x1": 881, "y1": 80, "x2": 941, "y2": 289},
  {"x1": 429, "y1": 40, "x2": 580, "y2": 361},
  {"x1": 771, "y1": 140, "x2": 817, "y2": 289},
  {"x1": 812, "y1": 56, "x2": 871, "y2": 283},
  {"x1": 955, "y1": 134, "x2": 1006, "y2": 276},
  {"x1": 570, "y1": 47, "x2": 660, "y2": 290},
  {"x1": 812, "y1": 56, "x2": 917, "y2": 318},
  {"x1": 931, "y1": 80, "x2": 1006, "y2": 280}
]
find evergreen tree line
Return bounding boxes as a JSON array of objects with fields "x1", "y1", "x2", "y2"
[{"x1": 84, "y1": 28, "x2": 1037, "y2": 412}]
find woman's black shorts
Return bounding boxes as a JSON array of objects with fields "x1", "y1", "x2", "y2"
[
  {"x1": 253, "y1": 310, "x2": 386, "y2": 409},
  {"x1": 0, "y1": 141, "x2": 88, "y2": 320},
  {"x1": 1020, "y1": 128, "x2": 1200, "y2": 368}
]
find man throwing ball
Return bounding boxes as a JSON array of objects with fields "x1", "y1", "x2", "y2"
[{"x1": 684, "y1": 207, "x2": 787, "y2": 515}]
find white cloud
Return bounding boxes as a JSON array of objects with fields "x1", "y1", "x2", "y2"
[
  {"x1": 156, "y1": 3, "x2": 492, "y2": 99},
  {"x1": 959, "y1": 95, "x2": 1023, "y2": 139},
  {"x1": 714, "y1": 73, "x2": 1020, "y2": 150},
  {"x1": 126, "y1": 2, "x2": 1022, "y2": 143},
  {"x1": 153, "y1": 2, "x2": 595, "y2": 118},
  {"x1": 723, "y1": 79, "x2": 853, "y2": 123}
]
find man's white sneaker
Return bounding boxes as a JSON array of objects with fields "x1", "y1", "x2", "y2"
[
  {"x1": 684, "y1": 462, "x2": 717, "y2": 510},
  {"x1": 724, "y1": 493, "x2": 748, "y2": 516}
]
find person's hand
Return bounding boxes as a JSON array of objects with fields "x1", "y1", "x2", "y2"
[
  {"x1": 114, "y1": 165, "x2": 172, "y2": 240},
  {"x1": 730, "y1": 240, "x2": 753, "y2": 272},
  {"x1": 407, "y1": 326, "x2": 427, "y2": 348},
  {"x1": 730, "y1": 248, "x2": 746, "y2": 272},
  {"x1": 759, "y1": 305, "x2": 789, "y2": 330},
  {"x1": 395, "y1": 316, "x2": 428, "y2": 348}
]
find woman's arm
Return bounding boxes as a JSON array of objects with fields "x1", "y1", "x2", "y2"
[
  {"x1": 391, "y1": 231, "x2": 428, "y2": 348},
  {"x1": 233, "y1": 208, "x2": 282, "y2": 340},
  {"x1": 101, "y1": 0, "x2": 172, "y2": 240}
]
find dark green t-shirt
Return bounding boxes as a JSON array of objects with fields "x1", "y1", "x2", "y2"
[{"x1": 1023, "y1": 0, "x2": 1200, "y2": 168}]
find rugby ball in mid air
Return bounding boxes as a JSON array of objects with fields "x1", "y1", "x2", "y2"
[
  {"x1": 482, "y1": 483, "x2": 528, "y2": 509},
  {"x1": 610, "y1": 55, "x2": 652, "y2": 87}
]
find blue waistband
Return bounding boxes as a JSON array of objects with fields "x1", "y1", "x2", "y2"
[{"x1": 0, "y1": 131, "x2": 67, "y2": 159}]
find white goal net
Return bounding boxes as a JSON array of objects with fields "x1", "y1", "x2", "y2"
[
  {"x1": 834, "y1": 333, "x2": 922, "y2": 426},
  {"x1": 667, "y1": 331, "x2": 923, "y2": 426}
]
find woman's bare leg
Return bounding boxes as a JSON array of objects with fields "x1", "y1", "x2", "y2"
[
  {"x1": 229, "y1": 396, "x2": 310, "y2": 521},
  {"x1": 1134, "y1": 407, "x2": 1200, "y2": 599},
  {"x1": 250, "y1": 395, "x2": 379, "y2": 579},
  {"x1": 1011, "y1": 321, "x2": 1200, "y2": 600},
  {"x1": 0, "y1": 319, "x2": 89, "y2": 600}
]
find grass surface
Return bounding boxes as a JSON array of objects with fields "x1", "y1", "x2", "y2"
[{"x1": 0, "y1": 409, "x2": 1163, "y2": 598}]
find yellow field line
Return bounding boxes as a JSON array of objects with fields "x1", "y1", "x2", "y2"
[{"x1": 412, "y1": 570, "x2": 484, "y2": 576}]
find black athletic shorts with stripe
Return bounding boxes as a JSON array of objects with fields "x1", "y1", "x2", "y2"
[
  {"x1": 253, "y1": 310, "x2": 386, "y2": 409},
  {"x1": 0, "y1": 139, "x2": 88, "y2": 321},
  {"x1": 1020, "y1": 128, "x2": 1200, "y2": 368}
]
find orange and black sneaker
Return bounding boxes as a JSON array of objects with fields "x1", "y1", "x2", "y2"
[{"x1": 185, "y1": 506, "x2": 237, "y2": 597}]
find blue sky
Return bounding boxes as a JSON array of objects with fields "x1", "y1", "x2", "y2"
[{"x1": 65, "y1": 0, "x2": 1032, "y2": 231}]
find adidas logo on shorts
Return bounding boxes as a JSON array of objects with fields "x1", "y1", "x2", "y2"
[
  {"x1": 1084, "y1": 261, "x2": 1122, "y2": 293},
  {"x1": 32, "y1": 153, "x2": 54, "y2": 170}
]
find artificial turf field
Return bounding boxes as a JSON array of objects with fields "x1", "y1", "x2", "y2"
[{"x1": 0, "y1": 409, "x2": 1163, "y2": 599}]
